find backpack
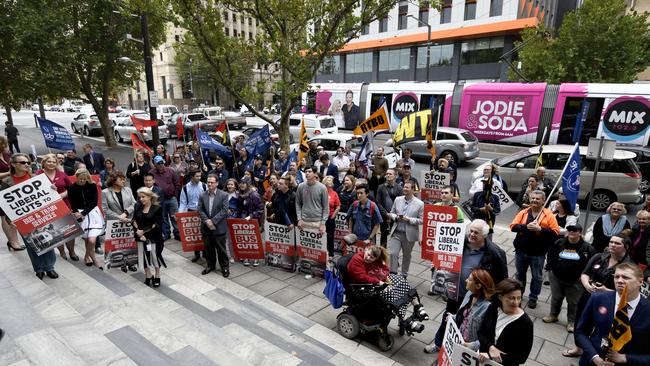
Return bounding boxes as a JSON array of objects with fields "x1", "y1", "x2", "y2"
[{"x1": 350, "y1": 199, "x2": 377, "y2": 227}]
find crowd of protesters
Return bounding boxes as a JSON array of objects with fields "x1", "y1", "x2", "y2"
[{"x1": 2, "y1": 126, "x2": 650, "y2": 365}]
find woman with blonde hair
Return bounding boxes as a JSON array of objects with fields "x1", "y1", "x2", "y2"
[
  {"x1": 133, "y1": 186, "x2": 166, "y2": 287},
  {"x1": 36, "y1": 153, "x2": 77, "y2": 260},
  {"x1": 590, "y1": 201, "x2": 630, "y2": 253},
  {"x1": 103, "y1": 170, "x2": 137, "y2": 272},
  {"x1": 67, "y1": 168, "x2": 104, "y2": 269},
  {"x1": 0, "y1": 139, "x2": 24, "y2": 251}
]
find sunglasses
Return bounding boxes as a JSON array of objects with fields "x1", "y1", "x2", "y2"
[
  {"x1": 566, "y1": 228, "x2": 581, "y2": 232},
  {"x1": 15, "y1": 161, "x2": 30, "y2": 165},
  {"x1": 611, "y1": 208, "x2": 622, "y2": 212}
]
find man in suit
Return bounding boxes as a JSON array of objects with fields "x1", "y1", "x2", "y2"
[
  {"x1": 387, "y1": 181, "x2": 424, "y2": 277},
  {"x1": 319, "y1": 154, "x2": 340, "y2": 189},
  {"x1": 199, "y1": 174, "x2": 230, "y2": 278},
  {"x1": 576, "y1": 263, "x2": 650, "y2": 366},
  {"x1": 82, "y1": 143, "x2": 105, "y2": 175}
]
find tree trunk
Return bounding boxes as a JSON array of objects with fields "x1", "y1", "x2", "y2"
[
  {"x1": 99, "y1": 112, "x2": 117, "y2": 147},
  {"x1": 279, "y1": 112, "x2": 291, "y2": 152},
  {"x1": 38, "y1": 96, "x2": 46, "y2": 119},
  {"x1": 4, "y1": 106, "x2": 13, "y2": 124}
]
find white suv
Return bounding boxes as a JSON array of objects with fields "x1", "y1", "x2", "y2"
[{"x1": 289, "y1": 113, "x2": 338, "y2": 140}]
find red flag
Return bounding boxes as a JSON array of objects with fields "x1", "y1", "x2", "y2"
[
  {"x1": 176, "y1": 115, "x2": 183, "y2": 139},
  {"x1": 131, "y1": 115, "x2": 156, "y2": 133},
  {"x1": 131, "y1": 133, "x2": 152, "y2": 154}
]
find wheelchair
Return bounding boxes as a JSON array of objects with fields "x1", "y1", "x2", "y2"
[{"x1": 334, "y1": 253, "x2": 426, "y2": 351}]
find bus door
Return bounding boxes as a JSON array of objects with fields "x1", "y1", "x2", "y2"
[{"x1": 556, "y1": 97, "x2": 605, "y2": 146}]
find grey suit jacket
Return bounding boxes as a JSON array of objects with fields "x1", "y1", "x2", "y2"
[
  {"x1": 199, "y1": 189, "x2": 229, "y2": 235},
  {"x1": 102, "y1": 187, "x2": 136, "y2": 220},
  {"x1": 389, "y1": 195, "x2": 424, "y2": 242}
]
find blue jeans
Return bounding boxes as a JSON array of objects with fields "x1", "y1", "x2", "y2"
[
  {"x1": 515, "y1": 251, "x2": 545, "y2": 301},
  {"x1": 161, "y1": 196, "x2": 179, "y2": 239},
  {"x1": 25, "y1": 245, "x2": 56, "y2": 273}
]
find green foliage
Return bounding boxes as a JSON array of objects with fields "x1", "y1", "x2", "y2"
[
  {"x1": 170, "y1": 0, "x2": 431, "y2": 150},
  {"x1": 512, "y1": 0, "x2": 650, "y2": 83}
]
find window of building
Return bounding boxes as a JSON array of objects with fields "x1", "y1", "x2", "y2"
[
  {"x1": 225, "y1": 27, "x2": 229, "y2": 36},
  {"x1": 490, "y1": 0, "x2": 503, "y2": 16},
  {"x1": 136, "y1": 82, "x2": 141, "y2": 100},
  {"x1": 161, "y1": 76, "x2": 167, "y2": 99},
  {"x1": 460, "y1": 37, "x2": 505, "y2": 64},
  {"x1": 379, "y1": 17, "x2": 388, "y2": 32},
  {"x1": 416, "y1": 43, "x2": 453, "y2": 67},
  {"x1": 346, "y1": 52, "x2": 373, "y2": 74},
  {"x1": 233, "y1": 30, "x2": 238, "y2": 37},
  {"x1": 398, "y1": 4, "x2": 409, "y2": 30},
  {"x1": 174, "y1": 34, "x2": 180, "y2": 42},
  {"x1": 159, "y1": 52, "x2": 163, "y2": 62},
  {"x1": 249, "y1": 18, "x2": 252, "y2": 26},
  {"x1": 379, "y1": 48, "x2": 410, "y2": 71},
  {"x1": 419, "y1": 2, "x2": 429, "y2": 25},
  {"x1": 464, "y1": 1, "x2": 476, "y2": 20},
  {"x1": 319, "y1": 56, "x2": 341, "y2": 75},
  {"x1": 361, "y1": 24, "x2": 369, "y2": 35},
  {"x1": 249, "y1": 32, "x2": 253, "y2": 40},
  {"x1": 233, "y1": 13, "x2": 237, "y2": 23},
  {"x1": 169, "y1": 84, "x2": 174, "y2": 100},
  {"x1": 441, "y1": 0, "x2": 452, "y2": 24}
]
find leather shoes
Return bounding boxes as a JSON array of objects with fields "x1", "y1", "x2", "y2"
[
  {"x1": 201, "y1": 267, "x2": 214, "y2": 275},
  {"x1": 191, "y1": 256, "x2": 200, "y2": 263},
  {"x1": 36, "y1": 272, "x2": 45, "y2": 280},
  {"x1": 46, "y1": 270, "x2": 59, "y2": 279},
  {"x1": 0, "y1": 328, "x2": 5, "y2": 342},
  {"x1": 222, "y1": 268, "x2": 230, "y2": 278}
]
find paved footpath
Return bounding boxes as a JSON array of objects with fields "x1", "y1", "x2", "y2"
[{"x1": 0, "y1": 223, "x2": 577, "y2": 366}]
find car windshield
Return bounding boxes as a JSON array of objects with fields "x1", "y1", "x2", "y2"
[
  {"x1": 348, "y1": 137, "x2": 364, "y2": 149},
  {"x1": 320, "y1": 118, "x2": 336, "y2": 128},
  {"x1": 461, "y1": 131, "x2": 477, "y2": 142},
  {"x1": 167, "y1": 106, "x2": 178, "y2": 114},
  {"x1": 495, "y1": 149, "x2": 531, "y2": 166},
  {"x1": 187, "y1": 114, "x2": 205, "y2": 121}
]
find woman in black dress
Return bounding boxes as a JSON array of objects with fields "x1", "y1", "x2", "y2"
[
  {"x1": 68, "y1": 169, "x2": 104, "y2": 269},
  {"x1": 132, "y1": 186, "x2": 165, "y2": 287}
]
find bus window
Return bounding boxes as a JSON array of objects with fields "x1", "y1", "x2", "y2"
[
  {"x1": 557, "y1": 97, "x2": 605, "y2": 145},
  {"x1": 370, "y1": 93, "x2": 392, "y2": 114},
  {"x1": 421, "y1": 94, "x2": 446, "y2": 125}
]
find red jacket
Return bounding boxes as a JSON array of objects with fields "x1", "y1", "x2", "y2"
[{"x1": 347, "y1": 251, "x2": 389, "y2": 284}]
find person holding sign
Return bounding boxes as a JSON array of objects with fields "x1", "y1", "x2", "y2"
[
  {"x1": 199, "y1": 175, "x2": 230, "y2": 278},
  {"x1": 479, "y1": 279, "x2": 534, "y2": 366},
  {"x1": 102, "y1": 171, "x2": 137, "y2": 272},
  {"x1": 68, "y1": 169, "x2": 104, "y2": 270},
  {"x1": 133, "y1": 187, "x2": 166, "y2": 286},
  {"x1": 387, "y1": 181, "x2": 423, "y2": 277},
  {"x1": 435, "y1": 185, "x2": 465, "y2": 223},
  {"x1": 178, "y1": 169, "x2": 207, "y2": 263},
  {"x1": 575, "y1": 263, "x2": 650, "y2": 366},
  {"x1": 470, "y1": 180, "x2": 501, "y2": 238}
]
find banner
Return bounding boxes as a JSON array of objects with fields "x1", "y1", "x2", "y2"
[
  {"x1": 561, "y1": 143, "x2": 581, "y2": 212},
  {"x1": 227, "y1": 218, "x2": 264, "y2": 260},
  {"x1": 176, "y1": 211, "x2": 205, "y2": 252},
  {"x1": 196, "y1": 127, "x2": 232, "y2": 158},
  {"x1": 438, "y1": 314, "x2": 463, "y2": 366},
  {"x1": 421, "y1": 205, "x2": 458, "y2": 261},
  {"x1": 104, "y1": 220, "x2": 138, "y2": 269},
  {"x1": 298, "y1": 119, "x2": 309, "y2": 166},
  {"x1": 296, "y1": 228, "x2": 327, "y2": 278},
  {"x1": 641, "y1": 282, "x2": 650, "y2": 298},
  {"x1": 0, "y1": 174, "x2": 82, "y2": 256},
  {"x1": 130, "y1": 115, "x2": 157, "y2": 131},
  {"x1": 38, "y1": 117, "x2": 75, "y2": 151},
  {"x1": 451, "y1": 343, "x2": 501, "y2": 366},
  {"x1": 492, "y1": 183, "x2": 514, "y2": 211},
  {"x1": 420, "y1": 171, "x2": 450, "y2": 203},
  {"x1": 264, "y1": 222, "x2": 296, "y2": 271},
  {"x1": 353, "y1": 103, "x2": 389, "y2": 135},
  {"x1": 333, "y1": 212, "x2": 349, "y2": 254},
  {"x1": 393, "y1": 109, "x2": 432, "y2": 147},
  {"x1": 431, "y1": 222, "x2": 466, "y2": 301}
]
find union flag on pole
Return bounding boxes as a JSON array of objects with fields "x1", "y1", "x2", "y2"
[
  {"x1": 608, "y1": 284, "x2": 633, "y2": 352},
  {"x1": 130, "y1": 115, "x2": 156, "y2": 133},
  {"x1": 131, "y1": 133, "x2": 152, "y2": 154}
]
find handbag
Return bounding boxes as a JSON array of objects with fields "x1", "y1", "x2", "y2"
[{"x1": 323, "y1": 268, "x2": 345, "y2": 309}]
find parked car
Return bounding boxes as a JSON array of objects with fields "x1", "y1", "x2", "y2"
[
  {"x1": 385, "y1": 127, "x2": 480, "y2": 164},
  {"x1": 473, "y1": 145, "x2": 643, "y2": 210},
  {"x1": 240, "y1": 105, "x2": 254, "y2": 117},
  {"x1": 167, "y1": 112, "x2": 220, "y2": 140},
  {"x1": 112, "y1": 111, "x2": 168, "y2": 145},
  {"x1": 617, "y1": 144, "x2": 650, "y2": 193},
  {"x1": 156, "y1": 104, "x2": 179, "y2": 122},
  {"x1": 70, "y1": 113, "x2": 102, "y2": 136},
  {"x1": 203, "y1": 107, "x2": 246, "y2": 130},
  {"x1": 289, "y1": 133, "x2": 363, "y2": 159},
  {"x1": 288, "y1": 113, "x2": 338, "y2": 141}
]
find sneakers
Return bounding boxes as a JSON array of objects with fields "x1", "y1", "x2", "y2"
[
  {"x1": 413, "y1": 304, "x2": 430, "y2": 321},
  {"x1": 252, "y1": 259, "x2": 259, "y2": 267},
  {"x1": 242, "y1": 259, "x2": 250, "y2": 266},
  {"x1": 567, "y1": 323, "x2": 575, "y2": 333},
  {"x1": 423, "y1": 344, "x2": 440, "y2": 354},
  {"x1": 527, "y1": 299, "x2": 537, "y2": 309},
  {"x1": 403, "y1": 317, "x2": 424, "y2": 333},
  {"x1": 542, "y1": 315, "x2": 558, "y2": 323}
]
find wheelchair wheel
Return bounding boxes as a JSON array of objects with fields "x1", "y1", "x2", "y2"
[
  {"x1": 377, "y1": 334, "x2": 394, "y2": 352},
  {"x1": 337, "y1": 313, "x2": 360, "y2": 339}
]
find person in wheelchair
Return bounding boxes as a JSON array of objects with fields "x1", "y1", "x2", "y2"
[{"x1": 347, "y1": 245, "x2": 429, "y2": 333}]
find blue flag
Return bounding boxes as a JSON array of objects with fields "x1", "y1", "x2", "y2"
[
  {"x1": 38, "y1": 117, "x2": 75, "y2": 151},
  {"x1": 573, "y1": 100, "x2": 589, "y2": 143},
  {"x1": 561, "y1": 144, "x2": 581, "y2": 211},
  {"x1": 245, "y1": 125, "x2": 272, "y2": 158},
  {"x1": 196, "y1": 127, "x2": 232, "y2": 158}
]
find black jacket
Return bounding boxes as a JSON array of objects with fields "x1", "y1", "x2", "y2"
[
  {"x1": 67, "y1": 182, "x2": 98, "y2": 216},
  {"x1": 546, "y1": 237, "x2": 596, "y2": 282},
  {"x1": 376, "y1": 182, "x2": 403, "y2": 218},
  {"x1": 270, "y1": 190, "x2": 297, "y2": 226},
  {"x1": 463, "y1": 237, "x2": 509, "y2": 285}
]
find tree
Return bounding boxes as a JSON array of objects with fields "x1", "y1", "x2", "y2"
[
  {"x1": 171, "y1": 0, "x2": 443, "y2": 151},
  {"x1": 512, "y1": 0, "x2": 650, "y2": 83}
]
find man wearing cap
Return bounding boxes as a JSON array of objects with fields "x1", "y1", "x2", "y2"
[
  {"x1": 296, "y1": 167, "x2": 329, "y2": 234},
  {"x1": 396, "y1": 162, "x2": 420, "y2": 194},
  {"x1": 207, "y1": 157, "x2": 229, "y2": 189},
  {"x1": 544, "y1": 223, "x2": 596, "y2": 333},
  {"x1": 252, "y1": 154, "x2": 267, "y2": 195},
  {"x1": 369, "y1": 147, "x2": 388, "y2": 195},
  {"x1": 151, "y1": 155, "x2": 181, "y2": 241}
]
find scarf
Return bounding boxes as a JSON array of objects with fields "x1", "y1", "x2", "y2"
[{"x1": 602, "y1": 214, "x2": 627, "y2": 237}]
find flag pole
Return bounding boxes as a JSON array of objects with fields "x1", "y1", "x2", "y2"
[{"x1": 535, "y1": 142, "x2": 579, "y2": 221}]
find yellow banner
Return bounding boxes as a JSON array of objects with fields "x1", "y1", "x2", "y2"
[
  {"x1": 353, "y1": 104, "x2": 390, "y2": 135},
  {"x1": 609, "y1": 285, "x2": 632, "y2": 352},
  {"x1": 298, "y1": 118, "x2": 309, "y2": 166},
  {"x1": 393, "y1": 109, "x2": 432, "y2": 147}
]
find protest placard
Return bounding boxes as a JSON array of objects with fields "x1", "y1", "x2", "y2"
[
  {"x1": 451, "y1": 343, "x2": 501, "y2": 366},
  {"x1": 297, "y1": 228, "x2": 328, "y2": 278},
  {"x1": 492, "y1": 183, "x2": 514, "y2": 211},
  {"x1": 0, "y1": 174, "x2": 82, "y2": 255},
  {"x1": 333, "y1": 212, "x2": 349, "y2": 254},
  {"x1": 421, "y1": 205, "x2": 458, "y2": 261},
  {"x1": 438, "y1": 314, "x2": 463, "y2": 366},
  {"x1": 227, "y1": 218, "x2": 265, "y2": 260},
  {"x1": 420, "y1": 171, "x2": 450, "y2": 203},
  {"x1": 104, "y1": 220, "x2": 138, "y2": 269},
  {"x1": 264, "y1": 222, "x2": 296, "y2": 271},
  {"x1": 431, "y1": 222, "x2": 466, "y2": 300},
  {"x1": 176, "y1": 211, "x2": 205, "y2": 252}
]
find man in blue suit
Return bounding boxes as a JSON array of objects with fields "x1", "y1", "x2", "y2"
[
  {"x1": 576, "y1": 263, "x2": 650, "y2": 366},
  {"x1": 319, "y1": 154, "x2": 340, "y2": 189}
]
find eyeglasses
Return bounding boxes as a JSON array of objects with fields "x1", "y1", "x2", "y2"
[
  {"x1": 174, "y1": 156, "x2": 180, "y2": 159},
  {"x1": 566, "y1": 228, "x2": 581, "y2": 232},
  {"x1": 216, "y1": 162, "x2": 223, "y2": 165},
  {"x1": 611, "y1": 208, "x2": 622, "y2": 212},
  {"x1": 15, "y1": 161, "x2": 30, "y2": 165}
]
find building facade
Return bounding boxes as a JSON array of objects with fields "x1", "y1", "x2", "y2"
[{"x1": 315, "y1": 0, "x2": 577, "y2": 84}]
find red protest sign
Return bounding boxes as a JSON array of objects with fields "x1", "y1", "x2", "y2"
[
  {"x1": 421, "y1": 204, "x2": 458, "y2": 261},
  {"x1": 296, "y1": 228, "x2": 327, "y2": 278},
  {"x1": 176, "y1": 211, "x2": 205, "y2": 252},
  {"x1": 104, "y1": 220, "x2": 138, "y2": 269},
  {"x1": 227, "y1": 218, "x2": 264, "y2": 260},
  {"x1": 264, "y1": 222, "x2": 296, "y2": 271}
]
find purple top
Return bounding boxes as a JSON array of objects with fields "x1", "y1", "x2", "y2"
[{"x1": 36, "y1": 169, "x2": 72, "y2": 207}]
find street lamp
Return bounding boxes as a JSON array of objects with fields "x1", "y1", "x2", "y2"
[{"x1": 408, "y1": 15, "x2": 431, "y2": 83}]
